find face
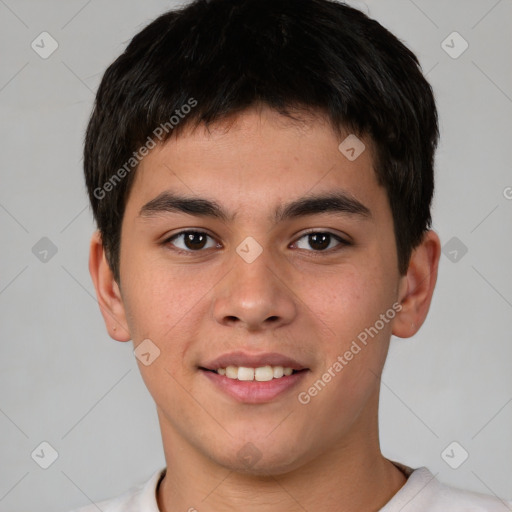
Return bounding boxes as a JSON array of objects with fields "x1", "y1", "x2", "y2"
[{"x1": 111, "y1": 106, "x2": 408, "y2": 474}]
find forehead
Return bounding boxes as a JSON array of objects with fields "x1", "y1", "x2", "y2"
[{"x1": 125, "y1": 106, "x2": 387, "y2": 222}]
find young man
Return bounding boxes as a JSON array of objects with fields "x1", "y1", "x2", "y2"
[{"x1": 74, "y1": 0, "x2": 511, "y2": 510}]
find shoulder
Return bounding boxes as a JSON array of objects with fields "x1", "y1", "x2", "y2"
[
  {"x1": 383, "y1": 463, "x2": 512, "y2": 512},
  {"x1": 430, "y1": 481, "x2": 512, "y2": 511},
  {"x1": 67, "y1": 468, "x2": 166, "y2": 512}
]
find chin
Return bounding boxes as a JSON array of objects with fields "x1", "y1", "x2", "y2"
[{"x1": 207, "y1": 435, "x2": 309, "y2": 477}]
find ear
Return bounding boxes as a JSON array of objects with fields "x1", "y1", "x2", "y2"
[
  {"x1": 88, "y1": 230, "x2": 131, "y2": 342},
  {"x1": 392, "y1": 230, "x2": 441, "y2": 338}
]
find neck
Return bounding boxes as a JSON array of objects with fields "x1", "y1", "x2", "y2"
[{"x1": 156, "y1": 391, "x2": 407, "y2": 512}]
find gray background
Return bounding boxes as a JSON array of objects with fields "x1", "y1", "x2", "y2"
[{"x1": 0, "y1": 0, "x2": 511, "y2": 510}]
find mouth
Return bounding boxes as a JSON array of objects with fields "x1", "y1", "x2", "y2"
[
  {"x1": 199, "y1": 365, "x2": 307, "y2": 381},
  {"x1": 198, "y1": 351, "x2": 310, "y2": 404}
]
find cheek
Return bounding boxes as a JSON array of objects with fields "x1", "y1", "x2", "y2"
[
  {"x1": 297, "y1": 262, "x2": 391, "y2": 346},
  {"x1": 295, "y1": 270, "x2": 393, "y2": 434},
  {"x1": 295, "y1": 262, "x2": 394, "y2": 399},
  {"x1": 120, "y1": 254, "x2": 209, "y2": 336},
  {"x1": 119, "y1": 258, "x2": 208, "y2": 402}
]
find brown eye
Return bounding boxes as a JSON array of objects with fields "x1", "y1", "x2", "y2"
[
  {"x1": 166, "y1": 231, "x2": 217, "y2": 252},
  {"x1": 294, "y1": 231, "x2": 348, "y2": 252},
  {"x1": 183, "y1": 232, "x2": 208, "y2": 250}
]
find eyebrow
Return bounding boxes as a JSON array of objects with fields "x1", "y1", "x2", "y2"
[{"x1": 138, "y1": 190, "x2": 372, "y2": 223}]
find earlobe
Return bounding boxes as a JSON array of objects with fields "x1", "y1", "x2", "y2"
[
  {"x1": 392, "y1": 230, "x2": 441, "y2": 339},
  {"x1": 88, "y1": 231, "x2": 131, "y2": 342}
]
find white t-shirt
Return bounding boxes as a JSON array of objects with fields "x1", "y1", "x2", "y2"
[{"x1": 70, "y1": 461, "x2": 512, "y2": 512}]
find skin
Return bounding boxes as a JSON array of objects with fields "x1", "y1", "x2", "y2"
[{"x1": 89, "y1": 105, "x2": 441, "y2": 512}]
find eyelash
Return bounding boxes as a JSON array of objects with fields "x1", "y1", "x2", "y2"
[{"x1": 162, "y1": 229, "x2": 351, "y2": 255}]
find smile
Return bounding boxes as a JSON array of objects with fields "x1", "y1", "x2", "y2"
[
  {"x1": 200, "y1": 367, "x2": 309, "y2": 403},
  {"x1": 214, "y1": 365, "x2": 297, "y2": 381}
]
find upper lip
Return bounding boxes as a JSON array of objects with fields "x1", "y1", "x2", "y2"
[{"x1": 200, "y1": 351, "x2": 308, "y2": 371}]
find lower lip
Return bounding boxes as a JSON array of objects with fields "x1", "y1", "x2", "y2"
[{"x1": 200, "y1": 369, "x2": 309, "y2": 404}]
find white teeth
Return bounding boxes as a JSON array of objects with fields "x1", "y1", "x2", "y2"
[
  {"x1": 226, "y1": 365, "x2": 238, "y2": 379},
  {"x1": 273, "y1": 366, "x2": 284, "y2": 378},
  {"x1": 217, "y1": 365, "x2": 297, "y2": 381},
  {"x1": 255, "y1": 366, "x2": 273, "y2": 381},
  {"x1": 237, "y1": 367, "x2": 255, "y2": 381}
]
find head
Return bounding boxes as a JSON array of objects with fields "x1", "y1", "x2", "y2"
[{"x1": 86, "y1": 0, "x2": 441, "y2": 474}]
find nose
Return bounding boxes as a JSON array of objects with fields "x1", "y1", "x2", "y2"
[{"x1": 212, "y1": 246, "x2": 297, "y2": 332}]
